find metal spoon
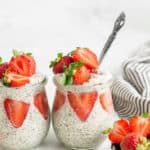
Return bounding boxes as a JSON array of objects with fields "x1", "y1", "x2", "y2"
[{"x1": 99, "y1": 12, "x2": 126, "y2": 64}]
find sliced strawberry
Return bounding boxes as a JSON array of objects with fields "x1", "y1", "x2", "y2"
[
  {"x1": 0, "y1": 62, "x2": 9, "y2": 79},
  {"x1": 129, "y1": 116, "x2": 150, "y2": 136},
  {"x1": 53, "y1": 90, "x2": 66, "y2": 112},
  {"x1": 67, "y1": 91, "x2": 98, "y2": 121},
  {"x1": 4, "y1": 98, "x2": 30, "y2": 128},
  {"x1": 73, "y1": 65, "x2": 90, "y2": 85},
  {"x1": 120, "y1": 133, "x2": 140, "y2": 150},
  {"x1": 108, "y1": 119, "x2": 131, "y2": 144},
  {"x1": 3, "y1": 72, "x2": 29, "y2": 87},
  {"x1": 34, "y1": 91, "x2": 49, "y2": 120},
  {"x1": 99, "y1": 89, "x2": 114, "y2": 112},
  {"x1": 9, "y1": 53, "x2": 36, "y2": 76},
  {"x1": 53, "y1": 56, "x2": 74, "y2": 74},
  {"x1": 72, "y1": 48, "x2": 99, "y2": 69}
]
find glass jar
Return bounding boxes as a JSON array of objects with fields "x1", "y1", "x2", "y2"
[
  {"x1": 0, "y1": 75, "x2": 50, "y2": 150},
  {"x1": 52, "y1": 74, "x2": 118, "y2": 150}
]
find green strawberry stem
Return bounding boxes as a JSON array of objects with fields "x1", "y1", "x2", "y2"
[
  {"x1": 102, "y1": 128, "x2": 112, "y2": 135},
  {"x1": 49, "y1": 52, "x2": 63, "y2": 68},
  {"x1": 13, "y1": 49, "x2": 32, "y2": 57},
  {"x1": 0, "y1": 57, "x2": 3, "y2": 65}
]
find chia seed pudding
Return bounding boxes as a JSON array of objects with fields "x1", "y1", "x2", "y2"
[
  {"x1": 0, "y1": 73, "x2": 50, "y2": 150},
  {"x1": 52, "y1": 71, "x2": 118, "y2": 149}
]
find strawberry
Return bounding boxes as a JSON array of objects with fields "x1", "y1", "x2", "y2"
[
  {"x1": 4, "y1": 98, "x2": 30, "y2": 128},
  {"x1": 108, "y1": 119, "x2": 131, "y2": 144},
  {"x1": 73, "y1": 65, "x2": 90, "y2": 85},
  {"x1": 3, "y1": 71, "x2": 30, "y2": 87},
  {"x1": 9, "y1": 50, "x2": 36, "y2": 76},
  {"x1": 34, "y1": 91, "x2": 49, "y2": 120},
  {"x1": 53, "y1": 90, "x2": 66, "y2": 112},
  {"x1": 0, "y1": 62, "x2": 9, "y2": 79},
  {"x1": 120, "y1": 133, "x2": 141, "y2": 150},
  {"x1": 72, "y1": 48, "x2": 99, "y2": 69},
  {"x1": 52, "y1": 56, "x2": 73, "y2": 74},
  {"x1": 99, "y1": 89, "x2": 114, "y2": 112},
  {"x1": 67, "y1": 91, "x2": 98, "y2": 121},
  {"x1": 129, "y1": 115, "x2": 150, "y2": 136}
]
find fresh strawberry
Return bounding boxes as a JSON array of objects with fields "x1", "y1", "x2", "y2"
[
  {"x1": 120, "y1": 133, "x2": 141, "y2": 150},
  {"x1": 9, "y1": 50, "x2": 36, "y2": 76},
  {"x1": 3, "y1": 71, "x2": 29, "y2": 87},
  {"x1": 73, "y1": 65, "x2": 90, "y2": 85},
  {"x1": 4, "y1": 98, "x2": 30, "y2": 128},
  {"x1": 52, "y1": 56, "x2": 73, "y2": 74},
  {"x1": 108, "y1": 119, "x2": 131, "y2": 144},
  {"x1": 53, "y1": 90, "x2": 66, "y2": 112},
  {"x1": 99, "y1": 89, "x2": 114, "y2": 112},
  {"x1": 34, "y1": 91, "x2": 49, "y2": 120},
  {"x1": 0, "y1": 62, "x2": 9, "y2": 79},
  {"x1": 129, "y1": 115, "x2": 150, "y2": 136},
  {"x1": 72, "y1": 48, "x2": 99, "y2": 69},
  {"x1": 67, "y1": 91, "x2": 98, "y2": 121}
]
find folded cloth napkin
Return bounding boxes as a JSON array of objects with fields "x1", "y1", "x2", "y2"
[{"x1": 111, "y1": 42, "x2": 150, "y2": 118}]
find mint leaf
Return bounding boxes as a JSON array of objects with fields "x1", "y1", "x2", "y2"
[
  {"x1": 49, "y1": 52, "x2": 63, "y2": 68},
  {"x1": 0, "y1": 57, "x2": 3, "y2": 65}
]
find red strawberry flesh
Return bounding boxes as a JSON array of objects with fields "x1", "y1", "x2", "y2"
[
  {"x1": 0, "y1": 63, "x2": 9, "y2": 79},
  {"x1": 67, "y1": 91, "x2": 98, "y2": 121},
  {"x1": 4, "y1": 98, "x2": 30, "y2": 128}
]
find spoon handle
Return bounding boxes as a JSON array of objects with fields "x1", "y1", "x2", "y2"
[{"x1": 99, "y1": 12, "x2": 126, "y2": 64}]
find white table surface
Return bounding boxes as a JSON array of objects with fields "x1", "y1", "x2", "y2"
[{"x1": 0, "y1": 0, "x2": 150, "y2": 149}]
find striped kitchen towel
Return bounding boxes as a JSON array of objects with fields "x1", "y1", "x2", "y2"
[{"x1": 111, "y1": 42, "x2": 150, "y2": 118}]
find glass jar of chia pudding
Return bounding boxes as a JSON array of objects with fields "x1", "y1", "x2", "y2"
[
  {"x1": 52, "y1": 71, "x2": 118, "y2": 150},
  {"x1": 0, "y1": 74, "x2": 50, "y2": 150}
]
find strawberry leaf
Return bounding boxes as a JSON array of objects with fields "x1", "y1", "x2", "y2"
[
  {"x1": 49, "y1": 52, "x2": 63, "y2": 68},
  {"x1": 0, "y1": 57, "x2": 3, "y2": 65},
  {"x1": 141, "y1": 112, "x2": 149, "y2": 118},
  {"x1": 102, "y1": 128, "x2": 112, "y2": 135},
  {"x1": 26, "y1": 52, "x2": 32, "y2": 56},
  {"x1": 13, "y1": 49, "x2": 24, "y2": 57}
]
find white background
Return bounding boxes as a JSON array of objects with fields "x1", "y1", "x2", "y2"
[{"x1": 0, "y1": 0, "x2": 150, "y2": 149}]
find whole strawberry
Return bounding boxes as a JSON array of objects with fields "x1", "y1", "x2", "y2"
[
  {"x1": 0, "y1": 57, "x2": 9, "y2": 79},
  {"x1": 121, "y1": 133, "x2": 150, "y2": 150}
]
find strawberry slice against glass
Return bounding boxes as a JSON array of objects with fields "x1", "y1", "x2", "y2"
[
  {"x1": 99, "y1": 89, "x2": 114, "y2": 112},
  {"x1": 9, "y1": 50, "x2": 36, "y2": 76},
  {"x1": 4, "y1": 99, "x2": 30, "y2": 128},
  {"x1": 67, "y1": 91, "x2": 98, "y2": 121},
  {"x1": 72, "y1": 48, "x2": 99, "y2": 70},
  {"x1": 53, "y1": 90, "x2": 66, "y2": 112},
  {"x1": 34, "y1": 91, "x2": 49, "y2": 120}
]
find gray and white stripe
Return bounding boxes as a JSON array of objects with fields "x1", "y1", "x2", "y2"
[{"x1": 111, "y1": 53, "x2": 150, "y2": 118}]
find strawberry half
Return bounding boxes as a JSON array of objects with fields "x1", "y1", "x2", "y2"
[
  {"x1": 4, "y1": 98, "x2": 30, "y2": 128},
  {"x1": 67, "y1": 91, "x2": 98, "y2": 121},
  {"x1": 0, "y1": 62, "x2": 9, "y2": 79},
  {"x1": 130, "y1": 115, "x2": 150, "y2": 136},
  {"x1": 3, "y1": 72, "x2": 30, "y2": 87},
  {"x1": 9, "y1": 50, "x2": 36, "y2": 76},
  {"x1": 34, "y1": 91, "x2": 49, "y2": 120},
  {"x1": 108, "y1": 119, "x2": 131, "y2": 144},
  {"x1": 52, "y1": 56, "x2": 73, "y2": 74},
  {"x1": 53, "y1": 90, "x2": 66, "y2": 112},
  {"x1": 72, "y1": 48, "x2": 99, "y2": 70},
  {"x1": 73, "y1": 65, "x2": 90, "y2": 85},
  {"x1": 99, "y1": 89, "x2": 114, "y2": 112}
]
